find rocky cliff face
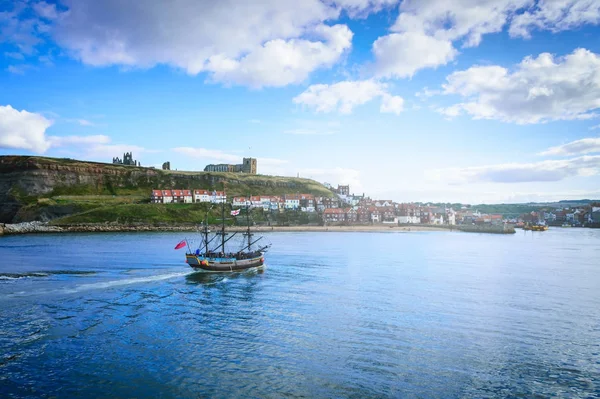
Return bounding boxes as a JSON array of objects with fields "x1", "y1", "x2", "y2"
[
  {"x1": 0, "y1": 156, "x2": 331, "y2": 223},
  {"x1": 0, "y1": 156, "x2": 158, "y2": 222}
]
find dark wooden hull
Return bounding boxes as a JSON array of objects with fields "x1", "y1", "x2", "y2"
[{"x1": 186, "y1": 254, "x2": 265, "y2": 272}]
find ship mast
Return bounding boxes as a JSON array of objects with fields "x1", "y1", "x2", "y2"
[
  {"x1": 203, "y1": 206, "x2": 210, "y2": 255},
  {"x1": 245, "y1": 201, "x2": 253, "y2": 251},
  {"x1": 220, "y1": 191, "x2": 226, "y2": 253},
  {"x1": 213, "y1": 181, "x2": 228, "y2": 255}
]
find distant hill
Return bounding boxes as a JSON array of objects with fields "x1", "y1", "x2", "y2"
[
  {"x1": 411, "y1": 200, "x2": 599, "y2": 218},
  {"x1": 0, "y1": 156, "x2": 333, "y2": 223}
]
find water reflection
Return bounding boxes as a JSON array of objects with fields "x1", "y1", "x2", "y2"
[{"x1": 184, "y1": 267, "x2": 265, "y2": 285}]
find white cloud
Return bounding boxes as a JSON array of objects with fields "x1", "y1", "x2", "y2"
[
  {"x1": 393, "y1": 0, "x2": 531, "y2": 46},
  {"x1": 372, "y1": 0, "x2": 600, "y2": 78},
  {"x1": 16, "y1": 0, "x2": 354, "y2": 87},
  {"x1": 380, "y1": 94, "x2": 405, "y2": 115},
  {"x1": 204, "y1": 24, "x2": 352, "y2": 88},
  {"x1": 510, "y1": 0, "x2": 600, "y2": 38},
  {"x1": 4, "y1": 0, "x2": 600, "y2": 86},
  {"x1": 438, "y1": 48, "x2": 600, "y2": 124},
  {"x1": 0, "y1": 3, "x2": 45, "y2": 55},
  {"x1": 293, "y1": 80, "x2": 404, "y2": 114},
  {"x1": 76, "y1": 119, "x2": 93, "y2": 126},
  {"x1": 4, "y1": 52, "x2": 25, "y2": 60},
  {"x1": 372, "y1": 32, "x2": 457, "y2": 78},
  {"x1": 416, "y1": 87, "x2": 442, "y2": 99},
  {"x1": 540, "y1": 138, "x2": 600, "y2": 156},
  {"x1": 590, "y1": 124, "x2": 600, "y2": 130},
  {"x1": 0, "y1": 107, "x2": 146, "y2": 161},
  {"x1": 249, "y1": 119, "x2": 261, "y2": 124},
  {"x1": 371, "y1": 0, "x2": 529, "y2": 78},
  {"x1": 6, "y1": 64, "x2": 32, "y2": 74},
  {"x1": 51, "y1": 1, "x2": 335, "y2": 68},
  {"x1": 325, "y1": 0, "x2": 399, "y2": 16},
  {"x1": 436, "y1": 104, "x2": 463, "y2": 119},
  {"x1": 0, "y1": 105, "x2": 53, "y2": 153},
  {"x1": 64, "y1": 118, "x2": 95, "y2": 126},
  {"x1": 427, "y1": 155, "x2": 600, "y2": 184},
  {"x1": 33, "y1": 1, "x2": 58, "y2": 20}
]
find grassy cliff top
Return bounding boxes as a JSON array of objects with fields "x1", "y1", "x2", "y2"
[{"x1": 0, "y1": 155, "x2": 334, "y2": 198}]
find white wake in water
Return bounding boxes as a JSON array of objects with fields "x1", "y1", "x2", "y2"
[
  {"x1": 63, "y1": 271, "x2": 191, "y2": 294},
  {"x1": 3, "y1": 271, "x2": 192, "y2": 298}
]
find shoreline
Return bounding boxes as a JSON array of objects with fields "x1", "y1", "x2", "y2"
[{"x1": 1, "y1": 222, "x2": 455, "y2": 235}]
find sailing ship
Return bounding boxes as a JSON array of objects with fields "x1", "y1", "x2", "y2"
[{"x1": 183, "y1": 197, "x2": 271, "y2": 272}]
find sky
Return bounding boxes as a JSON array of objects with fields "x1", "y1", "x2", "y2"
[{"x1": 1, "y1": 0, "x2": 600, "y2": 204}]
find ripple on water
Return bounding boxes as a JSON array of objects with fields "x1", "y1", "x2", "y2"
[{"x1": 1, "y1": 230, "x2": 600, "y2": 398}]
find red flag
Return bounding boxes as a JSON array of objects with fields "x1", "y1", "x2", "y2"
[{"x1": 174, "y1": 240, "x2": 186, "y2": 250}]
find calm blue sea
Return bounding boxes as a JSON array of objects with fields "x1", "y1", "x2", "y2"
[{"x1": 1, "y1": 229, "x2": 599, "y2": 398}]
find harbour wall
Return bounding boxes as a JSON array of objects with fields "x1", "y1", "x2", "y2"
[
  {"x1": 398, "y1": 223, "x2": 516, "y2": 234},
  {"x1": 455, "y1": 224, "x2": 515, "y2": 234}
]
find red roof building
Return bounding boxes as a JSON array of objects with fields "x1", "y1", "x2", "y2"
[
  {"x1": 151, "y1": 190, "x2": 163, "y2": 203},
  {"x1": 323, "y1": 208, "x2": 346, "y2": 223}
]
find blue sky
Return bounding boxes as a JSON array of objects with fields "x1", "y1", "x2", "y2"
[{"x1": 1, "y1": 0, "x2": 600, "y2": 204}]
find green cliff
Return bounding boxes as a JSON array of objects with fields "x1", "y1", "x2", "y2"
[{"x1": 0, "y1": 156, "x2": 332, "y2": 223}]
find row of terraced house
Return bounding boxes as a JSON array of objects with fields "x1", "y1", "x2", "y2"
[{"x1": 151, "y1": 190, "x2": 227, "y2": 204}]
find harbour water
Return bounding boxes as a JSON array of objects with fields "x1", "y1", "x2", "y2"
[{"x1": 1, "y1": 229, "x2": 599, "y2": 398}]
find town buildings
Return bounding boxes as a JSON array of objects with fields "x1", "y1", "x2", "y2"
[
  {"x1": 522, "y1": 203, "x2": 600, "y2": 226},
  {"x1": 149, "y1": 183, "x2": 600, "y2": 228}
]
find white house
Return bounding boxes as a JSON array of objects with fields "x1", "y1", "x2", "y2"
[
  {"x1": 249, "y1": 196, "x2": 264, "y2": 209},
  {"x1": 431, "y1": 214, "x2": 445, "y2": 225},
  {"x1": 194, "y1": 190, "x2": 211, "y2": 203},
  {"x1": 162, "y1": 190, "x2": 173, "y2": 204},
  {"x1": 284, "y1": 194, "x2": 300, "y2": 209},
  {"x1": 398, "y1": 215, "x2": 420, "y2": 224},
  {"x1": 183, "y1": 190, "x2": 193, "y2": 203},
  {"x1": 371, "y1": 212, "x2": 380, "y2": 223},
  {"x1": 232, "y1": 197, "x2": 251, "y2": 207},
  {"x1": 338, "y1": 194, "x2": 352, "y2": 205},
  {"x1": 257, "y1": 196, "x2": 275, "y2": 211},
  {"x1": 211, "y1": 191, "x2": 227, "y2": 204},
  {"x1": 446, "y1": 209, "x2": 456, "y2": 225}
]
